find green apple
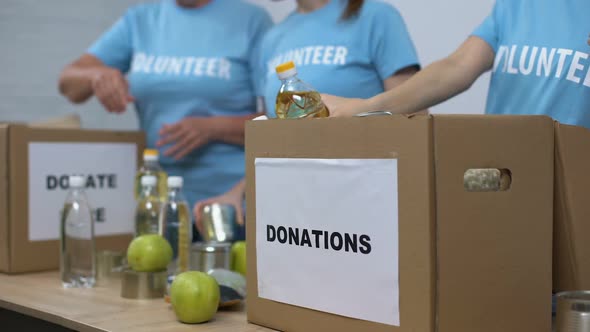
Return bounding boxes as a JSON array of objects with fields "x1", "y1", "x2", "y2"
[
  {"x1": 231, "y1": 241, "x2": 247, "y2": 276},
  {"x1": 127, "y1": 234, "x2": 173, "y2": 272},
  {"x1": 170, "y1": 271, "x2": 220, "y2": 324}
]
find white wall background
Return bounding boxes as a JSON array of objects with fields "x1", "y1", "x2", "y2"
[
  {"x1": 0, "y1": 0, "x2": 494, "y2": 130},
  {"x1": 0, "y1": 0, "x2": 143, "y2": 129}
]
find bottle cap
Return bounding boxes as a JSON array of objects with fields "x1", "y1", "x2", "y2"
[
  {"x1": 275, "y1": 61, "x2": 297, "y2": 80},
  {"x1": 167, "y1": 176, "x2": 183, "y2": 188},
  {"x1": 141, "y1": 175, "x2": 157, "y2": 187},
  {"x1": 143, "y1": 149, "x2": 159, "y2": 162},
  {"x1": 69, "y1": 175, "x2": 85, "y2": 188}
]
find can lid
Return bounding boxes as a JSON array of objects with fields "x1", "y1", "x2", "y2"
[
  {"x1": 167, "y1": 176, "x2": 183, "y2": 188},
  {"x1": 275, "y1": 61, "x2": 297, "y2": 80},
  {"x1": 143, "y1": 149, "x2": 159, "y2": 161},
  {"x1": 141, "y1": 175, "x2": 157, "y2": 187},
  {"x1": 69, "y1": 175, "x2": 85, "y2": 188},
  {"x1": 192, "y1": 242, "x2": 231, "y2": 252}
]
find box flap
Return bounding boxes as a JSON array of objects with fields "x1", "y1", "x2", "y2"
[
  {"x1": 246, "y1": 116, "x2": 435, "y2": 332},
  {"x1": 433, "y1": 115, "x2": 553, "y2": 332},
  {"x1": 0, "y1": 124, "x2": 10, "y2": 272},
  {"x1": 28, "y1": 114, "x2": 81, "y2": 129},
  {"x1": 553, "y1": 122, "x2": 590, "y2": 291},
  {"x1": 8, "y1": 125, "x2": 145, "y2": 273}
]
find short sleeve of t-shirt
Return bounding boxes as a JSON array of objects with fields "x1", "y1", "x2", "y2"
[
  {"x1": 87, "y1": 8, "x2": 134, "y2": 73},
  {"x1": 472, "y1": 0, "x2": 504, "y2": 52},
  {"x1": 369, "y1": 4, "x2": 420, "y2": 80},
  {"x1": 248, "y1": 11, "x2": 273, "y2": 97}
]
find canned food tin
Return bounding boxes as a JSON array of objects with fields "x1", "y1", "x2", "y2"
[
  {"x1": 556, "y1": 291, "x2": 590, "y2": 332},
  {"x1": 190, "y1": 242, "x2": 231, "y2": 273},
  {"x1": 354, "y1": 111, "x2": 393, "y2": 117},
  {"x1": 200, "y1": 203, "x2": 237, "y2": 243}
]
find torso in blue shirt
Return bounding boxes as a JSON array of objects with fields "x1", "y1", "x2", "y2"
[
  {"x1": 88, "y1": 0, "x2": 272, "y2": 207},
  {"x1": 258, "y1": 0, "x2": 419, "y2": 117},
  {"x1": 473, "y1": 0, "x2": 590, "y2": 128}
]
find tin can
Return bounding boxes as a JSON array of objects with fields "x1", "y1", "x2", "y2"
[
  {"x1": 354, "y1": 111, "x2": 393, "y2": 117},
  {"x1": 120, "y1": 269, "x2": 168, "y2": 299},
  {"x1": 200, "y1": 203, "x2": 238, "y2": 243},
  {"x1": 190, "y1": 242, "x2": 231, "y2": 273},
  {"x1": 96, "y1": 250, "x2": 125, "y2": 285},
  {"x1": 556, "y1": 291, "x2": 590, "y2": 332}
]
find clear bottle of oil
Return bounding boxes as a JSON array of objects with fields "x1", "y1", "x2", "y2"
[
  {"x1": 134, "y1": 149, "x2": 167, "y2": 201},
  {"x1": 161, "y1": 176, "x2": 192, "y2": 274},
  {"x1": 275, "y1": 61, "x2": 329, "y2": 119},
  {"x1": 61, "y1": 175, "x2": 96, "y2": 288},
  {"x1": 134, "y1": 175, "x2": 162, "y2": 236}
]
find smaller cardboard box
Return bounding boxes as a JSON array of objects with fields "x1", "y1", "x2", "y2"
[
  {"x1": 0, "y1": 124, "x2": 145, "y2": 273},
  {"x1": 245, "y1": 115, "x2": 553, "y2": 332}
]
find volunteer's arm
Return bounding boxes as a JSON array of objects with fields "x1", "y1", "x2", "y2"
[
  {"x1": 157, "y1": 113, "x2": 262, "y2": 160},
  {"x1": 382, "y1": 65, "x2": 428, "y2": 114},
  {"x1": 382, "y1": 66, "x2": 419, "y2": 91},
  {"x1": 59, "y1": 54, "x2": 133, "y2": 113},
  {"x1": 323, "y1": 36, "x2": 495, "y2": 116}
]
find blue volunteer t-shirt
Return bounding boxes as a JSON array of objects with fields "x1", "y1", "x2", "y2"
[
  {"x1": 259, "y1": 0, "x2": 419, "y2": 117},
  {"x1": 88, "y1": 0, "x2": 272, "y2": 208},
  {"x1": 473, "y1": 0, "x2": 590, "y2": 128}
]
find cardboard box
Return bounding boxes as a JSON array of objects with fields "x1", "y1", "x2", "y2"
[
  {"x1": 0, "y1": 124, "x2": 145, "y2": 273},
  {"x1": 28, "y1": 114, "x2": 82, "y2": 129},
  {"x1": 245, "y1": 115, "x2": 553, "y2": 332},
  {"x1": 553, "y1": 123, "x2": 590, "y2": 291}
]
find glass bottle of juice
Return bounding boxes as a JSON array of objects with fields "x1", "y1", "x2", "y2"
[
  {"x1": 275, "y1": 61, "x2": 329, "y2": 119},
  {"x1": 134, "y1": 149, "x2": 167, "y2": 201},
  {"x1": 134, "y1": 175, "x2": 162, "y2": 236}
]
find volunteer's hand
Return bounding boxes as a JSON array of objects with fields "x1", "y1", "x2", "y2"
[
  {"x1": 157, "y1": 117, "x2": 220, "y2": 160},
  {"x1": 91, "y1": 67, "x2": 134, "y2": 113},
  {"x1": 587, "y1": 33, "x2": 590, "y2": 46},
  {"x1": 193, "y1": 187, "x2": 245, "y2": 237},
  {"x1": 321, "y1": 94, "x2": 370, "y2": 117}
]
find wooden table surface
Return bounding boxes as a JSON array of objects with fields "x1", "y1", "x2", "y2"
[{"x1": 0, "y1": 271, "x2": 274, "y2": 332}]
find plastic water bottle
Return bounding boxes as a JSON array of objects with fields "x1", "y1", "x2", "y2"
[
  {"x1": 60, "y1": 175, "x2": 96, "y2": 288},
  {"x1": 162, "y1": 176, "x2": 192, "y2": 274},
  {"x1": 134, "y1": 175, "x2": 162, "y2": 236}
]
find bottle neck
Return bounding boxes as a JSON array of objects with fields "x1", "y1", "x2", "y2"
[
  {"x1": 141, "y1": 185, "x2": 158, "y2": 197},
  {"x1": 281, "y1": 76, "x2": 299, "y2": 84},
  {"x1": 69, "y1": 186, "x2": 87, "y2": 194},
  {"x1": 167, "y1": 187, "x2": 185, "y2": 202},
  {"x1": 144, "y1": 159, "x2": 159, "y2": 167},
  {"x1": 67, "y1": 187, "x2": 88, "y2": 203}
]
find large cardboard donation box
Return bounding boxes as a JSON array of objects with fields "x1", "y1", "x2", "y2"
[
  {"x1": 0, "y1": 124, "x2": 145, "y2": 273},
  {"x1": 246, "y1": 115, "x2": 553, "y2": 332},
  {"x1": 553, "y1": 122, "x2": 590, "y2": 291}
]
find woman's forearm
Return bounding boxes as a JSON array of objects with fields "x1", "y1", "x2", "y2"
[
  {"x1": 212, "y1": 113, "x2": 264, "y2": 146},
  {"x1": 367, "y1": 37, "x2": 496, "y2": 115},
  {"x1": 369, "y1": 58, "x2": 472, "y2": 113},
  {"x1": 58, "y1": 55, "x2": 105, "y2": 104}
]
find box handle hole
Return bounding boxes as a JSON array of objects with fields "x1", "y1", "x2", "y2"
[{"x1": 464, "y1": 168, "x2": 512, "y2": 192}]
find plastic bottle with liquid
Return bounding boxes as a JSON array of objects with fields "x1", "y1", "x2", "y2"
[
  {"x1": 134, "y1": 175, "x2": 162, "y2": 236},
  {"x1": 275, "y1": 61, "x2": 329, "y2": 119},
  {"x1": 60, "y1": 175, "x2": 96, "y2": 288},
  {"x1": 134, "y1": 149, "x2": 167, "y2": 201},
  {"x1": 161, "y1": 176, "x2": 192, "y2": 274}
]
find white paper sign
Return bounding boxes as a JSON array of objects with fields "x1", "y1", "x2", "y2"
[
  {"x1": 28, "y1": 142, "x2": 137, "y2": 241},
  {"x1": 255, "y1": 158, "x2": 399, "y2": 326}
]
